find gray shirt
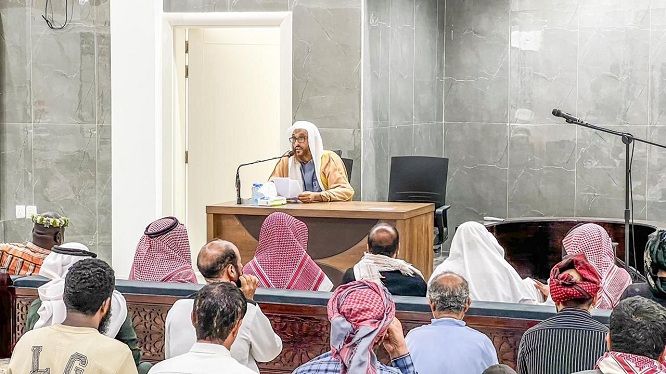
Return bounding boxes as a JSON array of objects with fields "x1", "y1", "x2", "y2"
[{"x1": 300, "y1": 160, "x2": 322, "y2": 192}]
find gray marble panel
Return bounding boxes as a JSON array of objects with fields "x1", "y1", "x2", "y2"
[
  {"x1": 2, "y1": 218, "x2": 33, "y2": 243},
  {"x1": 97, "y1": 125, "x2": 111, "y2": 249},
  {"x1": 579, "y1": 0, "x2": 650, "y2": 29},
  {"x1": 292, "y1": 0, "x2": 361, "y2": 130},
  {"x1": 508, "y1": 124, "x2": 576, "y2": 217},
  {"x1": 389, "y1": 125, "x2": 414, "y2": 157},
  {"x1": 93, "y1": 0, "x2": 110, "y2": 27},
  {"x1": 389, "y1": 0, "x2": 415, "y2": 126},
  {"x1": 32, "y1": 124, "x2": 97, "y2": 250},
  {"x1": 0, "y1": 0, "x2": 31, "y2": 124},
  {"x1": 414, "y1": 0, "x2": 439, "y2": 123},
  {"x1": 318, "y1": 127, "x2": 361, "y2": 195},
  {"x1": 96, "y1": 27, "x2": 111, "y2": 125},
  {"x1": 444, "y1": 122, "x2": 508, "y2": 228},
  {"x1": 97, "y1": 244, "x2": 111, "y2": 265},
  {"x1": 646, "y1": 126, "x2": 666, "y2": 222},
  {"x1": 650, "y1": 30, "x2": 666, "y2": 126},
  {"x1": 361, "y1": 126, "x2": 389, "y2": 201},
  {"x1": 509, "y1": 2, "x2": 578, "y2": 124},
  {"x1": 0, "y1": 123, "x2": 33, "y2": 221},
  {"x1": 30, "y1": 15, "x2": 96, "y2": 124},
  {"x1": 363, "y1": 0, "x2": 390, "y2": 124},
  {"x1": 413, "y1": 122, "x2": 443, "y2": 157},
  {"x1": 444, "y1": 0, "x2": 510, "y2": 123},
  {"x1": 229, "y1": 0, "x2": 288, "y2": 11},
  {"x1": 577, "y1": 27, "x2": 649, "y2": 126},
  {"x1": 436, "y1": 0, "x2": 445, "y2": 123},
  {"x1": 653, "y1": 1, "x2": 666, "y2": 31},
  {"x1": 164, "y1": 0, "x2": 228, "y2": 12},
  {"x1": 575, "y1": 125, "x2": 648, "y2": 220}
]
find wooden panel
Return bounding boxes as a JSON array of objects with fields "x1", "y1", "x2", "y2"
[
  {"x1": 396, "y1": 212, "x2": 434, "y2": 280},
  {"x1": 207, "y1": 201, "x2": 434, "y2": 220},
  {"x1": 9, "y1": 288, "x2": 538, "y2": 372}
]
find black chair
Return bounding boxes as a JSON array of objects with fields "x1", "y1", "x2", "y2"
[
  {"x1": 341, "y1": 157, "x2": 353, "y2": 182},
  {"x1": 388, "y1": 156, "x2": 450, "y2": 247}
]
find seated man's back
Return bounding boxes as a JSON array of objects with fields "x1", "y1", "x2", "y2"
[
  {"x1": 9, "y1": 325, "x2": 136, "y2": 374},
  {"x1": 342, "y1": 268, "x2": 427, "y2": 297}
]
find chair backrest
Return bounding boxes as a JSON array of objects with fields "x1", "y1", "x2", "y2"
[
  {"x1": 388, "y1": 156, "x2": 448, "y2": 207},
  {"x1": 341, "y1": 157, "x2": 353, "y2": 182}
]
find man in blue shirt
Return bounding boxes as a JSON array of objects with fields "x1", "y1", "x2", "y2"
[{"x1": 405, "y1": 271, "x2": 498, "y2": 374}]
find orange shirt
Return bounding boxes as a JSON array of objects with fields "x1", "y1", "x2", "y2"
[{"x1": 0, "y1": 242, "x2": 51, "y2": 276}]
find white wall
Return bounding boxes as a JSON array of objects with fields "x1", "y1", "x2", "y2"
[{"x1": 110, "y1": 0, "x2": 163, "y2": 278}]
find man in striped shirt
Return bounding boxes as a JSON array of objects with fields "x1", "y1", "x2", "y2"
[{"x1": 517, "y1": 253, "x2": 607, "y2": 374}]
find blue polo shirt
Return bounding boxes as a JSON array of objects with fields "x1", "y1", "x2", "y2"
[{"x1": 405, "y1": 317, "x2": 498, "y2": 374}]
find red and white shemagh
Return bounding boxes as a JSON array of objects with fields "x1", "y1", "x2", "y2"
[
  {"x1": 242, "y1": 212, "x2": 326, "y2": 291},
  {"x1": 563, "y1": 223, "x2": 632, "y2": 309},
  {"x1": 327, "y1": 280, "x2": 395, "y2": 374},
  {"x1": 129, "y1": 217, "x2": 198, "y2": 283},
  {"x1": 596, "y1": 351, "x2": 666, "y2": 374},
  {"x1": 549, "y1": 253, "x2": 601, "y2": 304}
]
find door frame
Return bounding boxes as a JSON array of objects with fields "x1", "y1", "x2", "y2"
[{"x1": 161, "y1": 12, "x2": 293, "y2": 221}]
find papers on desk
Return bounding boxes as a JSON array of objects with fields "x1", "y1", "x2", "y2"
[{"x1": 273, "y1": 177, "x2": 303, "y2": 199}]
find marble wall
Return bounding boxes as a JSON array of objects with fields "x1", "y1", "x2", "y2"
[
  {"x1": 163, "y1": 0, "x2": 363, "y2": 194},
  {"x1": 0, "y1": 0, "x2": 111, "y2": 261}
]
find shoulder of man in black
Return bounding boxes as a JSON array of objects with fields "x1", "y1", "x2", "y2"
[
  {"x1": 341, "y1": 268, "x2": 356, "y2": 285},
  {"x1": 380, "y1": 270, "x2": 427, "y2": 297}
]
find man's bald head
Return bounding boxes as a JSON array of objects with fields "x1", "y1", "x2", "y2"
[
  {"x1": 31, "y1": 212, "x2": 65, "y2": 250},
  {"x1": 428, "y1": 271, "x2": 470, "y2": 315},
  {"x1": 367, "y1": 224, "x2": 399, "y2": 257},
  {"x1": 197, "y1": 240, "x2": 242, "y2": 281}
]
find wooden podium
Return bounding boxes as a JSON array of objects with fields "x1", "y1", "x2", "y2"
[{"x1": 207, "y1": 201, "x2": 435, "y2": 285}]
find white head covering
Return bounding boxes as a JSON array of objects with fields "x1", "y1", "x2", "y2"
[
  {"x1": 430, "y1": 222, "x2": 542, "y2": 304},
  {"x1": 287, "y1": 121, "x2": 325, "y2": 191},
  {"x1": 34, "y1": 242, "x2": 128, "y2": 337}
]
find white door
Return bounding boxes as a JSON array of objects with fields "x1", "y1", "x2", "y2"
[{"x1": 186, "y1": 27, "x2": 283, "y2": 257}]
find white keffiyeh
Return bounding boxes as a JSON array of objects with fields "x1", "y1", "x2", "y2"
[{"x1": 353, "y1": 252, "x2": 424, "y2": 284}]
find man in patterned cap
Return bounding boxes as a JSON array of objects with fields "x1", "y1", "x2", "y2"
[
  {"x1": 0, "y1": 212, "x2": 68, "y2": 276},
  {"x1": 293, "y1": 280, "x2": 416, "y2": 374},
  {"x1": 518, "y1": 253, "x2": 607, "y2": 374},
  {"x1": 623, "y1": 229, "x2": 666, "y2": 307}
]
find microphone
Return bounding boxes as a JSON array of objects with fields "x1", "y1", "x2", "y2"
[
  {"x1": 552, "y1": 108, "x2": 582, "y2": 123},
  {"x1": 236, "y1": 151, "x2": 294, "y2": 204}
]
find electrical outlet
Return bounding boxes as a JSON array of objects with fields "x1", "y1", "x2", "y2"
[
  {"x1": 15, "y1": 205, "x2": 26, "y2": 219},
  {"x1": 26, "y1": 205, "x2": 37, "y2": 217}
]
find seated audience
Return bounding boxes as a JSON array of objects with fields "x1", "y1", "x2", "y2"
[
  {"x1": 406, "y1": 271, "x2": 498, "y2": 374},
  {"x1": 430, "y1": 221, "x2": 542, "y2": 304},
  {"x1": 517, "y1": 253, "x2": 607, "y2": 374},
  {"x1": 573, "y1": 296, "x2": 666, "y2": 374},
  {"x1": 293, "y1": 280, "x2": 416, "y2": 374},
  {"x1": 8, "y1": 259, "x2": 138, "y2": 373},
  {"x1": 341, "y1": 223, "x2": 427, "y2": 296},
  {"x1": 129, "y1": 216, "x2": 197, "y2": 283},
  {"x1": 165, "y1": 240, "x2": 282, "y2": 372},
  {"x1": 623, "y1": 229, "x2": 666, "y2": 307},
  {"x1": 484, "y1": 365, "x2": 517, "y2": 374},
  {"x1": 243, "y1": 212, "x2": 332, "y2": 291},
  {"x1": 0, "y1": 212, "x2": 68, "y2": 276},
  {"x1": 537, "y1": 223, "x2": 631, "y2": 310},
  {"x1": 24, "y1": 242, "x2": 149, "y2": 373},
  {"x1": 149, "y1": 282, "x2": 254, "y2": 374}
]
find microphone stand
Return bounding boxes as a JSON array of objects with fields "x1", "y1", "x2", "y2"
[
  {"x1": 236, "y1": 152, "x2": 291, "y2": 204},
  {"x1": 554, "y1": 111, "x2": 666, "y2": 275}
]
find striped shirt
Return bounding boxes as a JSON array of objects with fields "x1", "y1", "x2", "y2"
[
  {"x1": 517, "y1": 308, "x2": 608, "y2": 374},
  {"x1": 0, "y1": 242, "x2": 51, "y2": 276}
]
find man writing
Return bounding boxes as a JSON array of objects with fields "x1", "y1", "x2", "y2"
[
  {"x1": 270, "y1": 121, "x2": 354, "y2": 203},
  {"x1": 0, "y1": 212, "x2": 68, "y2": 276}
]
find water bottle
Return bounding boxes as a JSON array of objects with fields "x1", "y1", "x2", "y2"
[{"x1": 251, "y1": 183, "x2": 263, "y2": 205}]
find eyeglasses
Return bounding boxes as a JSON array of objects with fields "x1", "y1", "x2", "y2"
[{"x1": 289, "y1": 136, "x2": 308, "y2": 144}]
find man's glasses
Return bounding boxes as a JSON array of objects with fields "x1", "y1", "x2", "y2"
[{"x1": 289, "y1": 136, "x2": 308, "y2": 144}]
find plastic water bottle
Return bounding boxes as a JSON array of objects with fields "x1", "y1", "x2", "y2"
[{"x1": 251, "y1": 183, "x2": 263, "y2": 205}]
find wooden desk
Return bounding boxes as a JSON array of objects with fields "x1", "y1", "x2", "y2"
[{"x1": 207, "y1": 201, "x2": 435, "y2": 284}]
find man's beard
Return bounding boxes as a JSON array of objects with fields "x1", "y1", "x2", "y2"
[{"x1": 98, "y1": 309, "x2": 112, "y2": 334}]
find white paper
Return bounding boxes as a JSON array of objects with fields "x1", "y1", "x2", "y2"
[{"x1": 273, "y1": 177, "x2": 303, "y2": 199}]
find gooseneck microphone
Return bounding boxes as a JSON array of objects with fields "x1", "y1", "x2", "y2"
[{"x1": 236, "y1": 151, "x2": 294, "y2": 204}]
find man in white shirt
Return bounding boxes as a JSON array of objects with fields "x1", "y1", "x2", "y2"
[
  {"x1": 150, "y1": 282, "x2": 254, "y2": 374},
  {"x1": 165, "y1": 240, "x2": 282, "y2": 372}
]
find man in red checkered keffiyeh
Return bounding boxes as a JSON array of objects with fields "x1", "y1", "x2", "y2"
[
  {"x1": 129, "y1": 217, "x2": 197, "y2": 283},
  {"x1": 242, "y1": 212, "x2": 333, "y2": 291},
  {"x1": 549, "y1": 253, "x2": 601, "y2": 305},
  {"x1": 563, "y1": 223, "x2": 631, "y2": 310}
]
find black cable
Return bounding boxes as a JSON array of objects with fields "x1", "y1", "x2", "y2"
[{"x1": 42, "y1": 0, "x2": 70, "y2": 30}]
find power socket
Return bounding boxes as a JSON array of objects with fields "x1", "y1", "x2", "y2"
[
  {"x1": 26, "y1": 205, "x2": 37, "y2": 217},
  {"x1": 15, "y1": 205, "x2": 26, "y2": 219}
]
